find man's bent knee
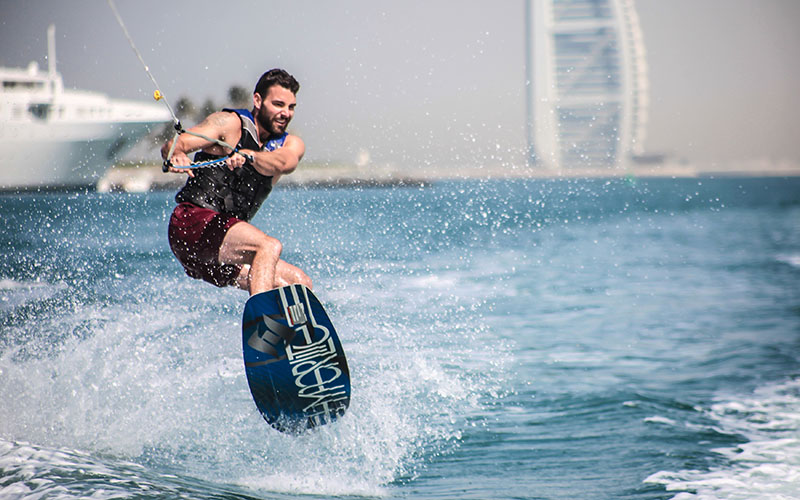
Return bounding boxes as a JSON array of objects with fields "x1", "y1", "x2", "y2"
[{"x1": 256, "y1": 234, "x2": 282, "y2": 259}]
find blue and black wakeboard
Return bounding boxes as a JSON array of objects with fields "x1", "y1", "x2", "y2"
[{"x1": 242, "y1": 284, "x2": 350, "y2": 433}]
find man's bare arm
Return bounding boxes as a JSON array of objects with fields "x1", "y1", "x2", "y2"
[
  {"x1": 161, "y1": 112, "x2": 242, "y2": 174},
  {"x1": 239, "y1": 135, "x2": 305, "y2": 180}
]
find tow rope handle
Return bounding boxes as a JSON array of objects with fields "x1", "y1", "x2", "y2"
[
  {"x1": 162, "y1": 149, "x2": 255, "y2": 173},
  {"x1": 107, "y1": 0, "x2": 252, "y2": 174},
  {"x1": 161, "y1": 120, "x2": 184, "y2": 172}
]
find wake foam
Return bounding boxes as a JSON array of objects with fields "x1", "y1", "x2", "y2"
[{"x1": 645, "y1": 378, "x2": 800, "y2": 499}]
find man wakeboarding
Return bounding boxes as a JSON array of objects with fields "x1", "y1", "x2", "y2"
[{"x1": 162, "y1": 69, "x2": 311, "y2": 295}]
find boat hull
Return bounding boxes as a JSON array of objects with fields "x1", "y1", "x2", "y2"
[{"x1": 0, "y1": 120, "x2": 163, "y2": 190}]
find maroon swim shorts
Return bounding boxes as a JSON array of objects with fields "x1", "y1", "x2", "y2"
[{"x1": 168, "y1": 202, "x2": 244, "y2": 287}]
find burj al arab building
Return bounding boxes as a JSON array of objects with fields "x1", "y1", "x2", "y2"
[{"x1": 525, "y1": 0, "x2": 649, "y2": 171}]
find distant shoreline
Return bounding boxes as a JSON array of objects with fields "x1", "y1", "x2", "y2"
[{"x1": 3, "y1": 161, "x2": 798, "y2": 194}]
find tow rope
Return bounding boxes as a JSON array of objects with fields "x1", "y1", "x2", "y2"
[{"x1": 106, "y1": 0, "x2": 251, "y2": 172}]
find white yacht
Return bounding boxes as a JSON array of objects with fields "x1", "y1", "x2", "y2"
[{"x1": 0, "y1": 25, "x2": 171, "y2": 190}]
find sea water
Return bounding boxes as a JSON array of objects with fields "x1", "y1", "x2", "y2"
[{"x1": 0, "y1": 176, "x2": 798, "y2": 499}]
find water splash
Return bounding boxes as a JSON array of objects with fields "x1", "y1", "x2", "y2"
[{"x1": 0, "y1": 254, "x2": 509, "y2": 498}]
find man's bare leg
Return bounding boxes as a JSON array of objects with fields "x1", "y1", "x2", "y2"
[
  {"x1": 218, "y1": 221, "x2": 280, "y2": 295},
  {"x1": 219, "y1": 221, "x2": 311, "y2": 295},
  {"x1": 274, "y1": 260, "x2": 313, "y2": 289},
  {"x1": 233, "y1": 261, "x2": 312, "y2": 292}
]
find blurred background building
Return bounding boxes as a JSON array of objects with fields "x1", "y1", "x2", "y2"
[{"x1": 526, "y1": 0, "x2": 649, "y2": 172}]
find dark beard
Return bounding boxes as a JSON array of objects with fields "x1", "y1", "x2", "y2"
[{"x1": 256, "y1": 112, "x2": 283, "y2": 138}]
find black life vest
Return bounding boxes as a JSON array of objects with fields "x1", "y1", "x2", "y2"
[{"x1": 174, "y1": 108, "x2": 287, "y2": 221}]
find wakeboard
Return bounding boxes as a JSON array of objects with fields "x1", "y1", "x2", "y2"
[{"x1": 242, "y1": 284, "x2": 350, "y2": 433}]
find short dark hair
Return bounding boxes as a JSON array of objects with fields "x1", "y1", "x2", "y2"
[{"x1": 254, "y1": 69, "x2": 300, "y2": 97}]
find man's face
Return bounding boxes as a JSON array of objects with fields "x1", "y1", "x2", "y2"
[{"x1": 254, "y1": 85, "x2": 296, "y2": 137}]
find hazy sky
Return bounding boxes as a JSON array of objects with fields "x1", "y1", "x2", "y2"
[{"x1": 2, "y1": 0, "x2": 799, "y2": 169}]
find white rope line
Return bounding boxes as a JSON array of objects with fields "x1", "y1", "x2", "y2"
[
  {"x1": 107, "y1": 0, "x2": 242, "y2": 170},
  {"x1": 106, "y1": 0, "x2": 178, "y2": 126}
]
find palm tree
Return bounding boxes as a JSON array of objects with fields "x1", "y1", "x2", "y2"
[
  {"x1": 199, "y1": 98, "x2": 217, "y2": 121},
  {"x1": 175, "y1": 96, "x2": 196, "y2": 120},
  {"x1": 228, "y1": 85, "x2": 251, "y2": 108}
]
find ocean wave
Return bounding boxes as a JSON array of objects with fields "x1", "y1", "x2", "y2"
[
  {"x1": 776, "y1": 253, "x2": 800, "y2": 268},
  {"x1": 645, "y1": 378, "x2": 800, "y2": 499},
  {"x1": 0, "y1": 278, "x2": 60, "y2": 292},
  {"x1": 0, "y1": 279, "x2": 69, "y2": 317},
  {"x1": 643, "y1": 415, "x2": 680, "y2": 427},
  {"x1": 0, "y1": 438, "x2": 264, "y2": 500}
]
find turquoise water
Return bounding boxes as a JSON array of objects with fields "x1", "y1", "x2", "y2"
[{"x1": 1, "y1": 177, "x2": 799, "y2": 499}]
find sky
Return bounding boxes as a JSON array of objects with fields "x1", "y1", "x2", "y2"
[{"x1": 2, "y1": 0, "x2": 799, "y2": 170}]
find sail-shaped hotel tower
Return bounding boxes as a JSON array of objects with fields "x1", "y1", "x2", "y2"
[{"x1": 525, "y1": 0, "x2": 648, "y2": 171}]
